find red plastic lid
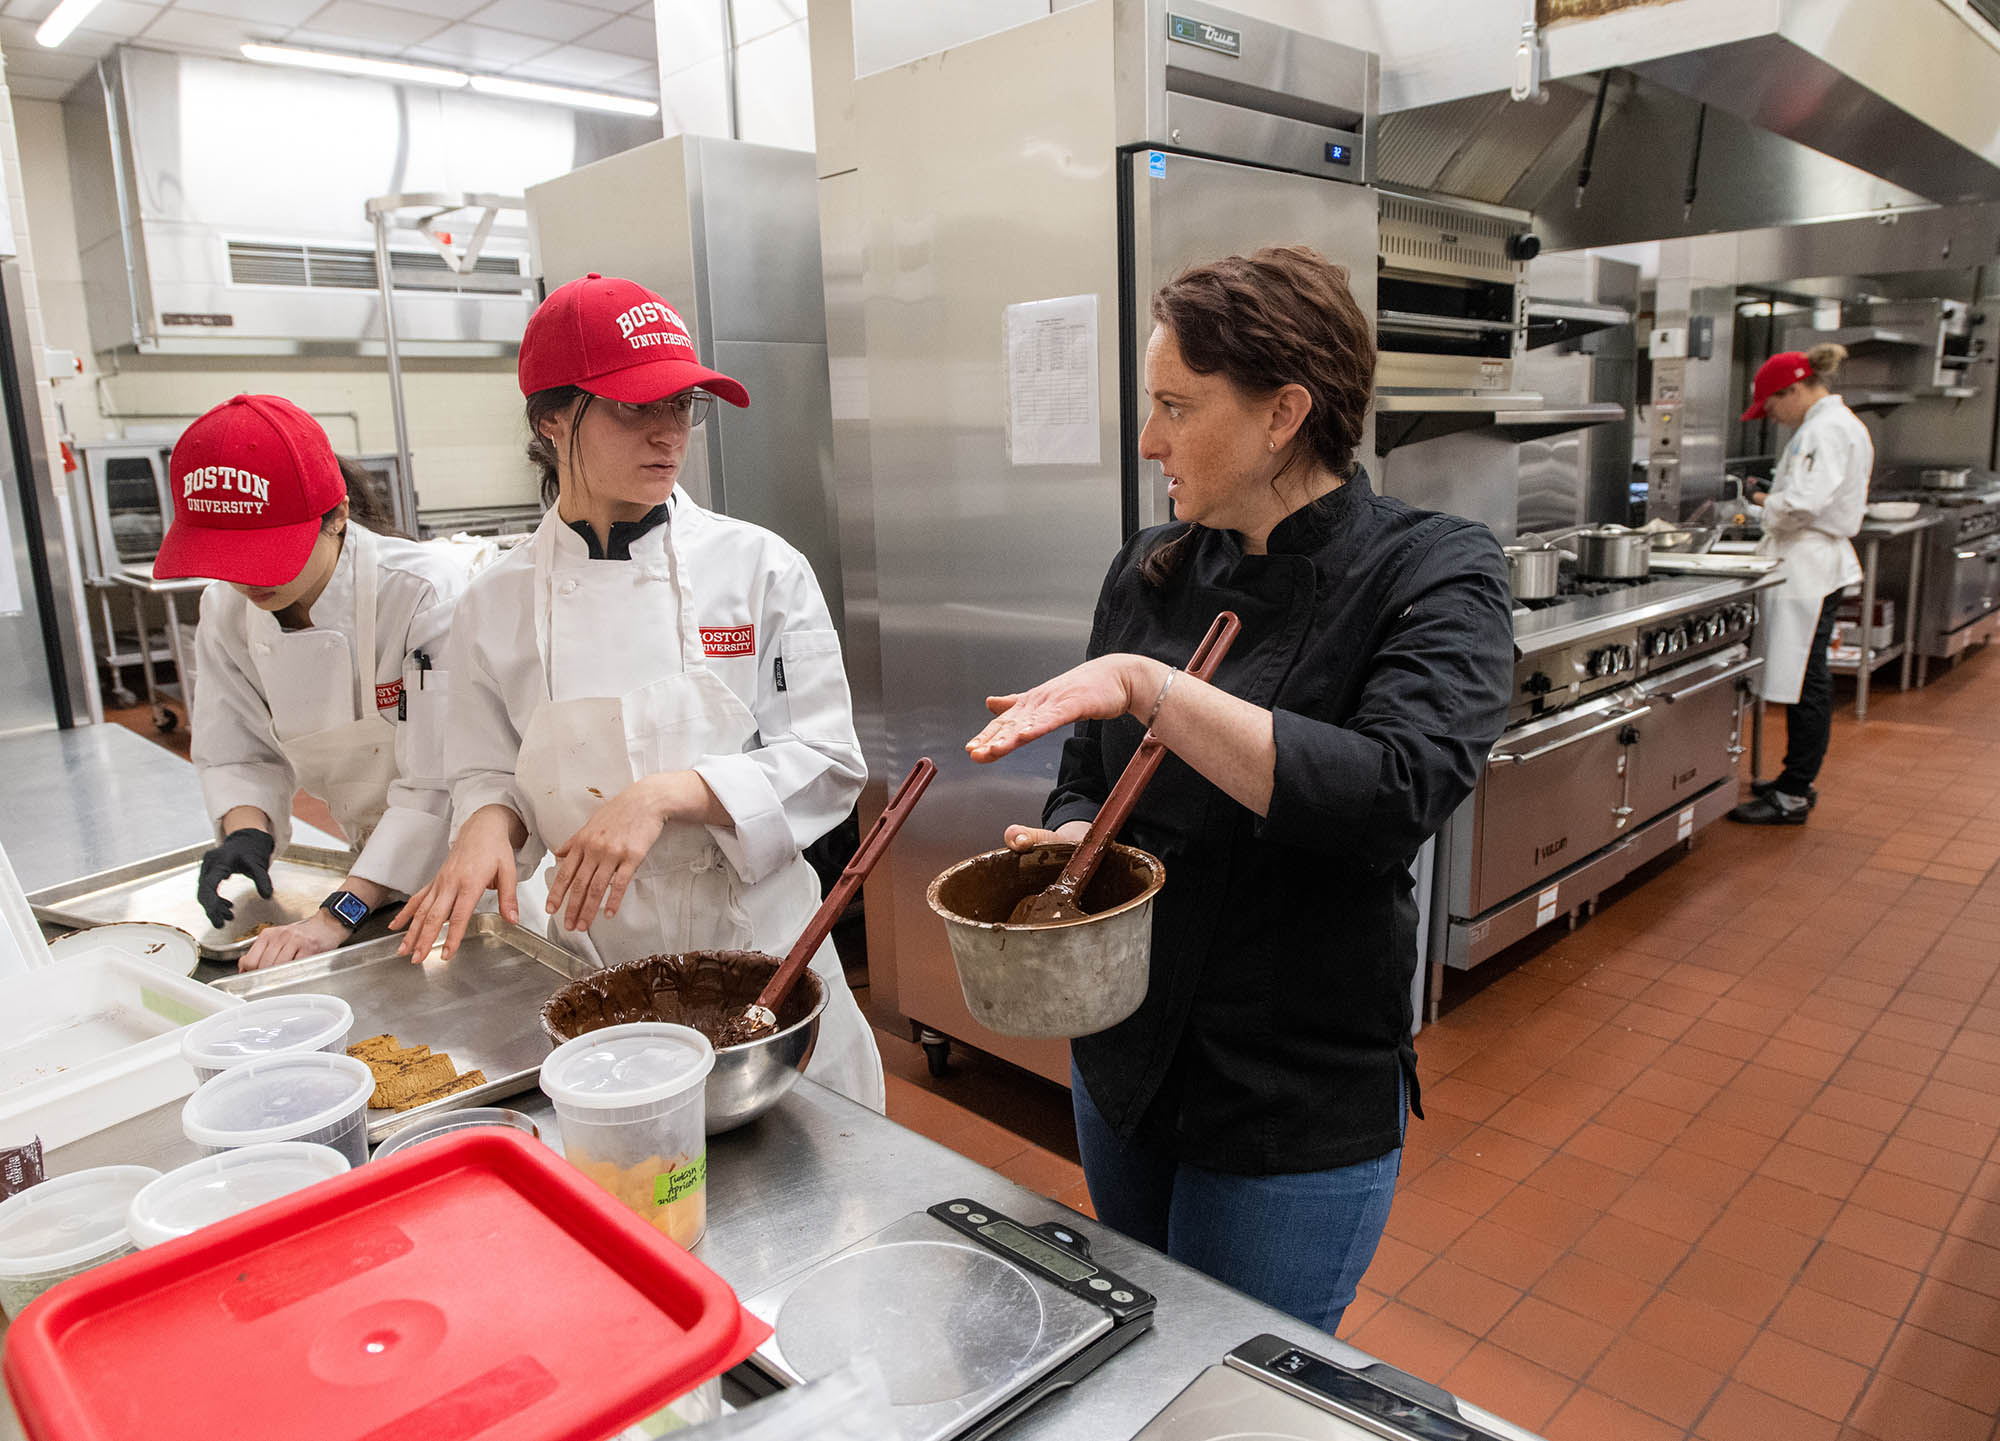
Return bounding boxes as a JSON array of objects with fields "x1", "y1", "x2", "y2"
[{"x1": 2, "y1": 1128, "x2": 771, "y2": 1441}]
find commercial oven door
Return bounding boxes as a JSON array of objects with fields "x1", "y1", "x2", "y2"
[
  {"x1": 1945, "y1": 533, "x2": 2000, "y2": 632},
  {"x1": 1626, "y1": 653, "x2": 1762, "y2": 827},
  {"x1": 1472, "y1": 700, "x2": 1649, "y2": 914}
]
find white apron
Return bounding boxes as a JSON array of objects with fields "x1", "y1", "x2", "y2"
[
  {"x1": 247, "y1": 526, "x2": 398, "y2": 848},
  {"x1": 513, "y1": 512, "x2": 883, "y2": 1111},
  {"x1": 1753, "y1": 446, "x2": 1863, "y2": 706}
]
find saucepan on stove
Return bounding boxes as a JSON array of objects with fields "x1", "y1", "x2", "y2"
[
  {"x1": 1922, "y1": 467, "x2": 1974, "y2": 491},
  {"x1": 1503, "y1": 544, "x2": 1562, "y2": 601},
  {"x1": 1563, "y1": 525, "x2": 1652, "y2": 580}
]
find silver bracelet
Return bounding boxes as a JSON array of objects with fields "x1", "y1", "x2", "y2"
[{"x1": 1144, "y1": 668, "x2": 1177, "y2": 732}]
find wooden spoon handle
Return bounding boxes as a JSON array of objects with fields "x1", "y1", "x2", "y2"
[
  {"x1": 754, "y1": 758, "x2": 938, "y2": 1015},
  {"x1": 1046, "y1": 610, "x2": 1242, "y2": 902}
]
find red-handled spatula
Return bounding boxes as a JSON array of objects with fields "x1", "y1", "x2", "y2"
[
  {"x1": 735, "y1": 757, "x2": 939, "y2": 1040},
  {"x1": 1007, "y1": 610, "x2": 1241, "y2": 925}
]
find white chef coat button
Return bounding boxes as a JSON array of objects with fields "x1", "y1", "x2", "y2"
[
  {"x1": 558, "y1": 579, "x2": 578, "y2": 596},
  {"x1": 1087, "y1": 1278, "x2": 1112, "y2": 1291}
]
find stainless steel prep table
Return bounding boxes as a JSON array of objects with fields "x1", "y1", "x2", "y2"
[
  {"x1": 1837, "y1": 512, "x2": 1941, "y2": 719},
  {"x1": 1, "y1": 1081, "x2": 1547, "y2": 1441}
]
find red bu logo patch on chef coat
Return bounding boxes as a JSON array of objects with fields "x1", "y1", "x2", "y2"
[
  {"x1": 701, "y1": 625, "x2": 755, "y2": 657},
  {"x1": 375, "y1": 680, "x2": 403, "y2": 712}
]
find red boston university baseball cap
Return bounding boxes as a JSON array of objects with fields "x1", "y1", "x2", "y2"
[
  {"x1": 519, "y1": 273, "x2": 750, "y2": 408},
  {"x1": 153, "y1": 394, "x2": 345, "y2": 586},
  {"x1": 1741, "y1": 350, "x2": 1814, "y2": 421}
]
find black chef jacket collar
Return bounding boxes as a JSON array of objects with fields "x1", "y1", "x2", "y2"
[
  {"x1": 567, "y1": 502, "x2": 670, "y2": 560},
  {"x1": 1228, "y1": 465, "x2": 1370, "y2": 558}
]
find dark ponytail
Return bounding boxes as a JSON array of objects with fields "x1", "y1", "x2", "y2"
[{"x1": 524, "y1": 385, "x2": 595, "y2": 508}]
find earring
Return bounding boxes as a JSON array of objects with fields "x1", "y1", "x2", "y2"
[{"x1": 1268, "y1": 441, "x2": 1276, "y2": 452}]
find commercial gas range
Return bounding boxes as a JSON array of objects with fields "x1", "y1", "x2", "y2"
[
  {"x1": 1869, "y1": 470, "x2": 2000, "y2": 678},
  {"x1": 1425, "y1": 570, "x2": 1782, "y2": 999}
]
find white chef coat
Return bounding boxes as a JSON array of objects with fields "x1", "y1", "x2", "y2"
[
  {"x1": 1753, "y1": 393, "x2": 1871, "y2": 703},
  {"x1": 448, "y1": 495, "x2": 866, "y2": 889},
  {"x1": 191, "y1": 526, "x2": 471, "y2": 895}
]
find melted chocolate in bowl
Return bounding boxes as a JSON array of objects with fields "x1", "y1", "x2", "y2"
[
  {"x1": 930, "y1": 842, "x2": 1159, "y2": 927},
  {"x1": 540, "y1": 950, "x2": 825, "y2": 1051}
]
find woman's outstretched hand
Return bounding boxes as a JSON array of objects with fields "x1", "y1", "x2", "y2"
[{"x1": 966, "y1": 655, "x2": 1160, "y2": 763}]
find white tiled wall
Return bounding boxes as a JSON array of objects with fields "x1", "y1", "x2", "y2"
[{"x1": 7, "y1": 94, "x2": 537, "y2": 515}]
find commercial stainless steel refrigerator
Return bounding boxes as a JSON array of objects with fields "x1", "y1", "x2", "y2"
[{"x1": 848, "y1": 1, "x2": 1379, "y2": 1082}]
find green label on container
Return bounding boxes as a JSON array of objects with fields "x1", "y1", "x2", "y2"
[
  {"x1": 654, "y1": 1152, "x2": 706, "y2": 1206},
  {"x1": 141, "y1": 986, "x2": 203, "y2": 1028}
]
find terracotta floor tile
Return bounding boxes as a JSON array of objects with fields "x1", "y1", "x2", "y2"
[
  {"x1": 1701, "y1": 1088, "x2": 1803, "y2": 1140},
  {"x1": 1447, "y1": 1125, "x2": 1553, "y2": 1182},
  {"x1": 1485, "y1": 1184, "x2": 1600, "y2": 1251},
  {"x1": 1338, "y1": 1285, "x2": 1386, "y2": 1336},
  {"x1": 1382, "y1": 1191, "x2": 1480, "y2": 1252},
  {"x1": 1754, "y1": 1036, "x2": 1848, "y2": 1083},
  {"x1": 1488, "y1": 1295, "x2": 1617, "y2": 1380},
  {"x1": 1404, "y1": 1156, "x2": 1517, "y2": 1218},
  {"x1": 1441, "y1": 1342, "x2": 1578, "y2": 1432},
  {"x1": 1848, "y1": 1167, "x2": 1964, "y2": 1230},
  {"x1": 1798, "y1": 1242, "x2": 1924, "y2": 1317},
  {"x1": 1665, "y1": 1246, "x2": 1793, "y2": 1326},
  {"x1": 1786, "y1": 1112, "x2": 1889, "y2": 1166},
  {"x1": 1531, "y1": 1252, "x2": 1656, "y2": 1331},
  {"x1": 1522, "y1": 1150, "x2": 1632, "y2": 1212},
  {"x1": 1624, "y1": 1066, "x2": 1722, "y2": 1115},
  {"x1": 1586, "y1": 1334, "x2": 1725, "y2": 1429},
  {"x1": 1399, "y1": 1257, "x2": 1522, "y2": 1335},
  {"x1": 1681, "y1": 1017, "x2": 1770, "y2": 1062},
  {"x1": 1851, "y1": 1374, "x2": 1993, "y2": 1441},
  {"x1": 1920, "y1": 1076, "x2": 2000, "y2": 1131},
  {"x1": 1596, "y1": 1092, "x2": 1696, "y2": 1146},
  {"x1": 1346, "y1": 1300, "x2": 1479, "y2": 1384},
  {"x1": 1896, "y1": 1106, "x2": 1998, "y2": 1158},
  {"x1": 1573, "y1": 1213, "x2": 1692, "y2": 1286},
  {"x1": 1760, "y1": 1141, "x2": 1866, "y2": 1199},
  {"x1": 1655, "y1": 1043, "x2": 1748, "y2": 1087},
  {"x1": 992, "y1": 1143, "x2": 1084, "y2": 1199},
  {"x1": 1443, "y1": 1216, "x2": 1565, "y2": 1291},
  {"x1": 1487, "y1": 1094, "x2": 1587, "y2": 1150},
  {"x1": 1768, "y1": 1285, "x2": 1898, "y2": 1369},
  {"x1": 1876, "y1": 1320, "x2": 2000, "y2": 1415},
  {"x1": 1542, "y1": 1386, "x2": 1689, "y2": 1441},
  {"x1": 1425, "y1": 1075, "x2": 1512, "y2": 1124},
  {"x1": 1694, "y1": 1381, "x2": 1843, "y2": 1441},
  {"x1": 1641, "y1": 1145, "x2": 1751, "y2": 1207},
  {"x1": 1733, "y1": 1330, "x2": 1870, "y2": 1422},
  {"x1": 1358, "y1": 1232, "x2": 1431, "y2": 1294},
  {"x1": 1564, "y1": 1122, "x2": 1668, "y2": 1177},
  {"x1": 1906, "y1": 1276, "x2": 2000, "y2": 1352},
  {"x1": 1809, "y1": 1084, "x2": 1911, "y2": 1135},
  {"x1": 1699, "y1": 1206, "x2": 1817, "y2": 1279},
  {"x1": 1627, "y1": 1289, "x2": 1759, "y2": 1374},
  {"x1": 1675, "y1": 1116, "x2": 1780, "y2": 1172}
]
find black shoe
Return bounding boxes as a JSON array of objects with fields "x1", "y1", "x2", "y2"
[
  {"x1": 1729, "y1": 793, "x2": 1809, "y2": 826},
  {"x1": 1750, "y1": 778, "x2": 1818, "y2": 809}
]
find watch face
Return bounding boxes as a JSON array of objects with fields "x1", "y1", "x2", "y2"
[{"x1": 330, "y1": 893, "x2": 369, "y2": 927}]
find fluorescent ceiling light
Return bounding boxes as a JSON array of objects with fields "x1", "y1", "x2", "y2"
[
  {"x1": 238, "y1": 43, "x2": 469, "y2": 89},
  {"x1": 36, "y1": 0, "x2": 106, "y2": 49},
  {"x1": 468, "y1": 76, "x2": 660, "y2": 117}
]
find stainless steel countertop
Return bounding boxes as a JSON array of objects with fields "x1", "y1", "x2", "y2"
[
  {"x1": 1513, "y1": 572, "x2": 1781, "y2": 659},
  {"x1": 1855, "y1": 513, "x2": 1947, "y2": 539},
  {"x1": 2, "y1": 1081, "x2": 1546, "y2": 1441},
  {"x1": 0, "y1": 723, "x2": 340, "y2": 895}
]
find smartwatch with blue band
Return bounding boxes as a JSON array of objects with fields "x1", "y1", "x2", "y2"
[{"x1": 320, "y1": 890, "x2": 371, "y2": 930}]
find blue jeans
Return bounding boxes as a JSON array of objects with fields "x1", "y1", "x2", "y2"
[{"x1": 1071, "y1": 1061, "x2": 1402, "y2": 1336}]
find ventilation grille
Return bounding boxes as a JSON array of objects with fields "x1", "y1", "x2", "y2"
[
  {"x1": 226, "y1": 240, "x2": 524, "y2": 291},
  {"x1": 1378, "y1": 196, "x2": 1518, "y2": 281}
]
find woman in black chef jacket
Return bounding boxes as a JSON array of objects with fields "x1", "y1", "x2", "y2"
[{"x1": 968, "y1": 247, "x2": 1514, "y2": 1333}]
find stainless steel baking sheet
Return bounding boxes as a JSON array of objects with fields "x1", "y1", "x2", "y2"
[
  {"x1": 212, "y1": 915, "x2": 592, "y2": 1142},
  {"x1": 28, "y1": 844, "x2": 383, "y2": 959}
]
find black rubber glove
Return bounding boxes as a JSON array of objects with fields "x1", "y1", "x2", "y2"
[{"x1": 196, "y1": 828, "x2": 275, "y2": 929}]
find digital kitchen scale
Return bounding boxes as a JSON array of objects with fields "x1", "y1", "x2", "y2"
[
  {"x1": 735, "y1": 1198, "x2": 1156, "y2": 1440},
  {"x1": 1133, "y1": 1334, "x2": 1516, "y2": 1441}
]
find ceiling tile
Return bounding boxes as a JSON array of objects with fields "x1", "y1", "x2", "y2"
[
  {"x1": 1, "y1": 0, "x2": 58, "y2": 22},
  {"x1": 2, "y1": 44, "x2": 95, "y2": 77},
  {"x1": 293, "y1": 0, "x2": 450, "y2": 46},
  {"x1": 514, "y1": 42, "x2": 644, "y2": 84},
  {"x1": 0, "y1": 15, "x2": 120, "y2": 55},
  {"x1": 191, "y1": 0, "x2": 321, "y2": 24},
  {"x1": 405, "y1": 19, "x2": 547, "y2": 65},
  {"x1": 369, "y1": 0, "x2": 485, "y2": 18},
  {"x1": 566, "y1": 0, "x2": 635, "y2": 10},
  {"x1": 576, "y1": 11, "x2": 649, "y2": 56},
  {"x1": 728, "y1": 0, "x2": 803, "y2": 46},
  {"x1": 6, "y1": 71, "x2": 82, "y2": 97},
  {"x1": 138, "y1": 8, "x2": 261, "y2": 50},
  {"x1": 464, "y1": 0, "x2": 604, "y2": 43}
]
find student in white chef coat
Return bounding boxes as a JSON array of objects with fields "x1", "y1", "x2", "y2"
[
  {"x1": 393, "y1": 274, "x2": 883, "y2": 1111},
  {"x1": 154, "y1": 394, "x2": 468, "y2": 969},
  {"x1": 1730, "y1": 343, "x2": 1871, "y2": 826}
]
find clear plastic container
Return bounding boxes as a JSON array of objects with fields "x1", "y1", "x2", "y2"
[
  {"x1": 179, "y1": 994, "x2": 353, "y2": 1083},
  {"x1": 181, "y1": 1051, "x2": 374, "y2": 1167},
  {"x1": 372, "y1": 1107, "x2": 540, "y2": 1162},
  {"x1": 0, "y1": 1165, "x2": 159, "y2": 1319},
  {"x1": 540, "y1": 1022, "x2": 713, "y2": 1248},
  {"x1": 124, "y1": 1142, "x2": 350, "y2": 1249}
]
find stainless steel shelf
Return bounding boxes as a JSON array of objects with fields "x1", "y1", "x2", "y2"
[{"x1": 1829, "y1": 641, "x2": 1906, "y2": 675}]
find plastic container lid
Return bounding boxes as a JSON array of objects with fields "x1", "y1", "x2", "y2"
[
  {"x1": 0, "y1": 1167, "x2": 161, "y2": 1280},
  {"x1": 179, "y1": 994, "x2": 352, "y2": 1074},
  {"x1": 540, "y1": 1023, "x2": 715, "y2": 1113},
  {"x1": 180, "y1": 1052, "x2": 373, "y2": 1150},
  {"x1": 1, "y1": 1130, "x2": 772, "y2": 1441},
  {"x1": 124, "y1": 1144, "x2": 349, "y2": 1250}
]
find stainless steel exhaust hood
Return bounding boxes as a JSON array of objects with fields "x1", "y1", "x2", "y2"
[
  {"x1": 1366, "y1": 0, "x2": 2000, "y2": 248},
  {"x1": 65, "y1": 48, "x2": 658, "y2": 356}
]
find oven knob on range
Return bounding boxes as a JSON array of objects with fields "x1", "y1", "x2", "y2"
[{"x1": 1524, "y1": 670, "x2": 1552, "y2": 696}]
